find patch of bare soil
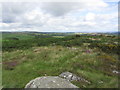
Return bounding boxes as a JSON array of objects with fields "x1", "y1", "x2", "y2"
[{"x1": 3, "y1": 60, "x2": 19, "y2": 70}]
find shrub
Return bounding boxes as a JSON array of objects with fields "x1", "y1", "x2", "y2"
[{"x1": 89, "y1": 43, "x2": 119, "y2": 55}]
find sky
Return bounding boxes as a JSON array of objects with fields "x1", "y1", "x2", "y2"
[{"x1": 0, "y1": 0, "x2": 119, "y2": 32}]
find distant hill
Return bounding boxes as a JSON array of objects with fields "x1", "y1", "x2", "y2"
[{"x1": 105, "y1": 32, "x2": 120, "y2": 35}]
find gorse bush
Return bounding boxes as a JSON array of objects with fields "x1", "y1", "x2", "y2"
[{"x1": 89, "y1": 43, "x2": 119, "y2": 55}]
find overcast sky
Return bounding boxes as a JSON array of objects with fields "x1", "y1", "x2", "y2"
[{"x1": 0, "y1": 0, "x2": 119, "y2": 32}]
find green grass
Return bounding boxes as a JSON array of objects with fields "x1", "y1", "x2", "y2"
[
  {"x1": 2, "y1": 46, "x2": 118, "y2": 88},
  {"x1": 2, "y1": 32, "x2": 35, "y2": 41}
]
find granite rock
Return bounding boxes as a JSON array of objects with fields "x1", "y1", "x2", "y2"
[{"x1": 25, "y1": 76, "x2": 78, "y2": 88}]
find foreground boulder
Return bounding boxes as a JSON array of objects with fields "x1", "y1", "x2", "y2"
[{"x1": 25, "y1": 76, "x2": 78, "y2": 88}]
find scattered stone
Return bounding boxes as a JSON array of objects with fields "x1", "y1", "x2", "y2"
[
  {"x1": 98, "y1": 81, "x2": 103, "y2": 84},
  {"x1": 82, "y1": 85, "x2": 86, "y2": 87},
  {"x1": 67, "y1": 47, "x2": 78, "y2": 50},
  {"x1": 25, "y1": 76, "x2": 78, "y2": 88},
  {"x1": 114, "y1": 42, "x2": 118, "y2": 44},
  {"x1": 71, "y1": 47, "x2": 78, "y2": 50},
  {"x1": 59, "y1": 72, "x2": 91, "y2": 84},
  {"x1": 59, "y1": 72, "x2": 81, "y2": 81},
  {"x1": 112, "y1": 70, "x2": 120, "y2": 74}
]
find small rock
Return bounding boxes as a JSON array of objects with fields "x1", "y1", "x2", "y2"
[
  {"x1": 59, "y1": 72, "x2": 91, "y2": 84},
  {"x1": 113, "y1": 70, "x2": 119, "y2": 74},
  {"x1": 59, "y1": 72, "x2": 82, "y2": 81},
  {"x1": 98, "y1": 81, "x2": 103, "y2": 84}
]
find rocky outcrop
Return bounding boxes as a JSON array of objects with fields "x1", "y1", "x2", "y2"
[
  {"x1": 25, "y1": 76, "x2": 78, "y2": 88},
  {"x1": 25, "y1": 72, "x2": 90, "y2": 88}
]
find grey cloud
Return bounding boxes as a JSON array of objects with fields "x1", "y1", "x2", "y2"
[
  {"x1": 2, "y1": 2, "x2": 37, "y2": 23},
  {"x1": 41, "y1": 1, "x2": 108, "y2": 17},
  {"x1": 41, "y1": 2, "x2": 82, "y2": 16}
]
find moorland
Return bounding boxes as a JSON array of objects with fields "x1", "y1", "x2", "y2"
[{"x1": 2, "y1": 32, "x2": 119, "y2": 88}]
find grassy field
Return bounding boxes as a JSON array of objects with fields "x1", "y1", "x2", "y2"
[{"x1": 2, "y1": 32, "x2": 119, "y2": 88}]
